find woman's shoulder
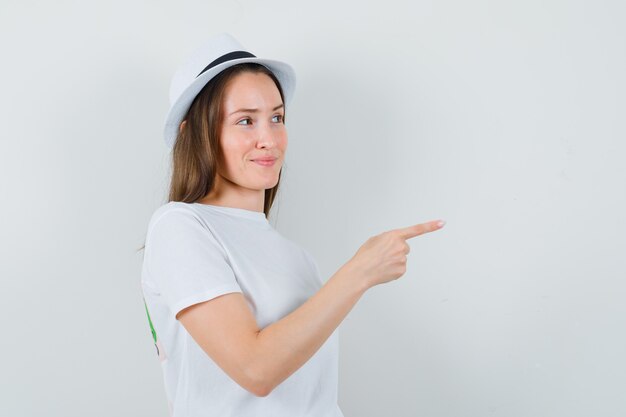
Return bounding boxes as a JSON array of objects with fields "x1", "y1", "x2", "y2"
[{"x1": 147, "y1": 201, "x2": 204, "y2": 231}]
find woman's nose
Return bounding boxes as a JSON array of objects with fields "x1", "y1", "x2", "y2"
[{"x1": 257, "y1": 122, "x2": 277, "y2": 146}]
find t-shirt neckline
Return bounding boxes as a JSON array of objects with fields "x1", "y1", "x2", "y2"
[{"x1": 192, "y1": 202, "x2": 269, "y2": 224}]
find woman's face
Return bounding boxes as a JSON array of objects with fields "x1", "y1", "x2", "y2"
[{"x1": 217, "y1": 71, "x2": 287, "y2": 193}]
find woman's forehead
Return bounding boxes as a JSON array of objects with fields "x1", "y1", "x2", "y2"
[{"x1": 222, "y1": 72, "x2": 282, "y2": 110}]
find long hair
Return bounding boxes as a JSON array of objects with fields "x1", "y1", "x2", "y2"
[{"x1": 137, "y1": 63, "x2": 287, "y2": 252}]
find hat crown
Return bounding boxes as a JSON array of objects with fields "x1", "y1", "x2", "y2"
[{"x1": 169, "y1": 33, "x2": 247, "y2": 106}]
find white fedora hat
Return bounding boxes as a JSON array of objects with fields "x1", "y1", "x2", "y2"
[{"x1": 163, "y1": 32, "x2": 296, "y2": 150}]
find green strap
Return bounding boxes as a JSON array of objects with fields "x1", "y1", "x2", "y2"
[{"x1": 143, "y1": 296, "x2": 157, "y2": 343}]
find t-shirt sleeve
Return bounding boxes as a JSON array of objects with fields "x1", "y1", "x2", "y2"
[{"x1": 144, "y1": 208, "x2": 243, "y2": 320}]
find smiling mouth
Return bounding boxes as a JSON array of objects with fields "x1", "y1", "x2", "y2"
[{"x1": 252, "y1": 159, "x2": 277, "y2": 166}]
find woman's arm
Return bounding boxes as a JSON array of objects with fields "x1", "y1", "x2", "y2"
[
  {"x1": 178, "y1": 220, "x2": 443, "y2": 397},
  {"x1": 251, "y1": 261, "x2": 367, "y2": 395},
  {"x1": 177, "y1": 261, "x2": 367, "y2": 397}
]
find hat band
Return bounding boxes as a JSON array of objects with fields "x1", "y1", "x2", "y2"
[{"x1": 196, "y1": 51, "x2": 257, "y2": 77}]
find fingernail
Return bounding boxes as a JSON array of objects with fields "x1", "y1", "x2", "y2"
[{"x1": 437, "y1": 220, "x2": 446, "y2": 227}]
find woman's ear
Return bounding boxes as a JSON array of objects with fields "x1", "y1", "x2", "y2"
[{"x1": 179, "y1": 120, "x2": 187, "y2": 133}]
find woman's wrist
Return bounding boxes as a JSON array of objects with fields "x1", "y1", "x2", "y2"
[{"x1": 337, "y1": 259, "x2": 371, "y2": 295}]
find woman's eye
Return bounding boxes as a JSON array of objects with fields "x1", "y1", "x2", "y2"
[{"x1": 237, "y1": 115, "x2": 283, "y2": 125}]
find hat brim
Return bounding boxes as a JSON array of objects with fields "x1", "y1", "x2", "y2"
[{"x1": 163, "y1": 57, "x2": 296, "y2": 150}]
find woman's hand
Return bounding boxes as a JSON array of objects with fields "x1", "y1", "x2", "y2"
[{"x1": 347, "y1": 220, "x2": 446, "y2": 290}]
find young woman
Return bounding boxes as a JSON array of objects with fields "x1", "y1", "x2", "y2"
[{"x1": 141, "y1": 33, "x2": 445, "y2": 417}]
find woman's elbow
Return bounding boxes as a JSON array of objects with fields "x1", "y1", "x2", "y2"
[
  {"x1": 246, "y1": 371, "x2": 273, "y2": 397},
  {"x1": 253, "y1": 384, "x2": 272, "y2": 397}
]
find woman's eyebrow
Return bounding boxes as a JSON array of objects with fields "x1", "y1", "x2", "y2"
[{"x1": 229, "y1": 104, "x2": 284, "y2": 116}]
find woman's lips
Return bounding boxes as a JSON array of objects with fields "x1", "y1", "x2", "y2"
[{"x1": 251, "y1": 159, "x2": 277, "y2": 167}]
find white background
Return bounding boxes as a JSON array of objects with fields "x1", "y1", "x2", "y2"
[{"x1": 1, "y1": 1, "x2": 624, "y2": 416}]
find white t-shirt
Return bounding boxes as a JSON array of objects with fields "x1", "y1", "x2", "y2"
[{"x1": 141, "y1": 201, "x2": 344, "y2": 417}]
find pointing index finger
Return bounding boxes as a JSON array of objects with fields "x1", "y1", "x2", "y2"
[{"x1": 397, "y1": 220, "x2": 446, "y2": 240}]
